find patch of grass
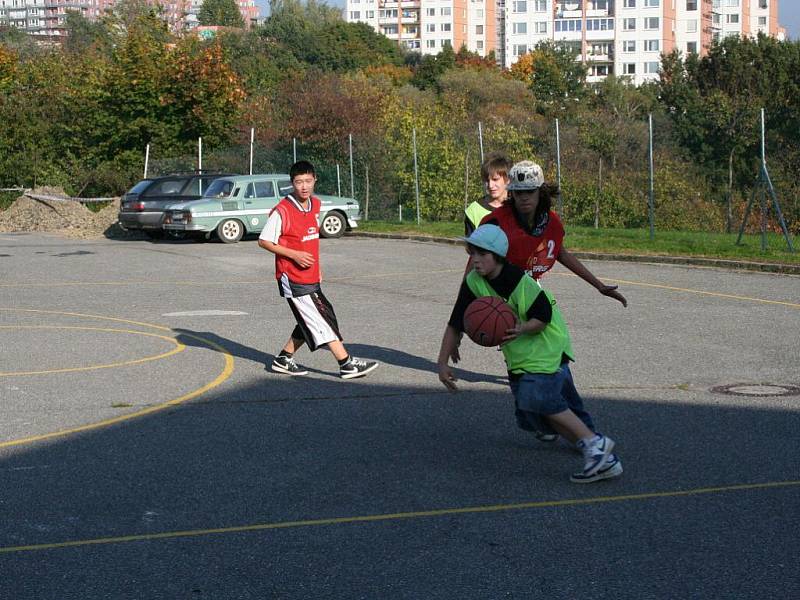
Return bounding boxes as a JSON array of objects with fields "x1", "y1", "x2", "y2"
[{"x1": 356, "y1": 220, "x2": 800, "y2": 265}]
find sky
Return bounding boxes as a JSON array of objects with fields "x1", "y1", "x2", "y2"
[{"x1": 254, "y1": 1, "x2": 799, "y2": 39}]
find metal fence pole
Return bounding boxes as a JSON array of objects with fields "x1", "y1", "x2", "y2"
[
  {"x1": 349, "y1": 133, "x2": 355, "y2": 199},
  {"x1": 648, "y1": 114, "x2": 655, "y2": 241},
  {"x1": 249, "y1": 128, "x2": 254, "y2": 175},
  {"x1": 478, "y1": 122, "x2": 484, "y2": 163},
  {"x1": 413, "y1": 127, "x2": 421, "y2": 225},
  {"x1": 336, "y1": 164, "x2": 341, "y2": 197},
  {"x1": 293, "y1": 138, "x2": 297, "y2": 164},
  {"x1": 198, "y1": 137, "x2": 202, "y2": 172},
  {"x1": 144, "y1": 144, "x2": 150, "y2": 179},
  {"x1": 555, "y1": 118, "x2": 562, "y2": 214}
]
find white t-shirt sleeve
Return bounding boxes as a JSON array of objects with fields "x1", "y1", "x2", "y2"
[{"x1": 259, "y1": 210, "x2": 282, "y2": 243}]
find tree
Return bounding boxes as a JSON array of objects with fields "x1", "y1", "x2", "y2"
[
  {"x1": 508, "y1": 41, "x2": 587, "y2": 116},
  {"x1": 198, "y1": 0, "x2": 245, "y2": 28}
]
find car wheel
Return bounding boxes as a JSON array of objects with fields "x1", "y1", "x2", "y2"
[
  {"x1": 320, "y1": 212, "x2": 346, "y2": 239},
  {"x1": 217, "y1": 218, "x2": 244, "y2": 243}
]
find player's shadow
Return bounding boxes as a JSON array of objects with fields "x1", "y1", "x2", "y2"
[
  {"x1": 341, "y1": 343, "x2": 507, "y2": 385},
  {"x1": 170, "y1": 330, "x2": 505, "y2": 385}
]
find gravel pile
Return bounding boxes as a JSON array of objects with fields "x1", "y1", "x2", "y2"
[{"x1": 0, "y1": 189, "x2": 145, "y2": 239}]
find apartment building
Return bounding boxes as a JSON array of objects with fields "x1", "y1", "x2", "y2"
[
  {"x1": 0, "y1": 0, "x2": 259, "y2": 38},
  {"x1": 345, "y1": 0, "x2": 784, "y2": 84}
]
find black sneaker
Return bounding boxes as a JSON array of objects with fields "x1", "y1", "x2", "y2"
[
  {"x1": 271, "y1": 355, "x2": 308, "y2": 376},
  {"x1": 339, "y1": 357, "x2": 379, "y2": 380}
]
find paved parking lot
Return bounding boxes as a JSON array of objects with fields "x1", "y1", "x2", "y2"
[{"x1": 1, "y1": 231, "x2": 799, "y2": 599}]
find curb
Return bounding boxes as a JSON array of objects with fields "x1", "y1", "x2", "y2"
[{"x1": 346, "y1": 231, "x2": 800, "y2": 276}]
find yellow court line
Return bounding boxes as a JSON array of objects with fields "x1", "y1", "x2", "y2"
[
  {"x1": 0, "y1": 309, "x2": 235, "y2": 449},
  {"x1": 0, "y1": 326, "x2": 185, "y2": 376},
  {"x1": 1, "y1": 479, "x2": 797, "y2": 555}
]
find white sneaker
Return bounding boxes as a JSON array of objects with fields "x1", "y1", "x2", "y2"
[
  {"x1": 570, "y1": 453, "x2": 623, "y2": 483},
  {"x1": 574, "y1": 434, "x2": 615, "y2": 480}
]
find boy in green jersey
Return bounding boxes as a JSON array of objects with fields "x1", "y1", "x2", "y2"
[{"x1": 437, "y1": 224, "x2": 623, "y2": 483}]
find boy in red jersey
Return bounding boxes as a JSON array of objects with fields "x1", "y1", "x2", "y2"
[
  {"x1": 258, "y1": 161, "x2": 379, "y2": 379},
  {"x1": 481, "y1": 160, "x2": 627, "y2": 305}
]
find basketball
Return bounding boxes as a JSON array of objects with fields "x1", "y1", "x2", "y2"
[{"x1": 463, "y1": 296, "x2": 516, "y2": 347}]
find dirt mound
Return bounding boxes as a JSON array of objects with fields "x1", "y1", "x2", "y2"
[{"x1": 0, "y1": 189, "x2": 142, "y2": 239}]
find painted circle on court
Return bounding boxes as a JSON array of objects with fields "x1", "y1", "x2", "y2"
[{"x1": 0, "y1": 325, "x2": 185, "y2": 376}]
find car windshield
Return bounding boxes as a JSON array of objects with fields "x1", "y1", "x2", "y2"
[
  {"x1": 204, "y1": 179, "x2": 235, "y2": 198},
  {"x1": 126, "y1": 180, "x2": 154, "y2": 195},
  {"x1": 142, "y1": 178, "x2": 190, "y2": 197}
]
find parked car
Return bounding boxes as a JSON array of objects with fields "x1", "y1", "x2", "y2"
[
  {"x1": 162, "y1": 174, "x2": 361, "y2": 243},
  {"x1": 117, "y1": 172, "x2": 233, "y2": 238}
]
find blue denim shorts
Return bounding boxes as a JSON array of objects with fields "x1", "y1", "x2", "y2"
[{"x1": 508, "y1": 363, "x2": 595, "y2": 434}]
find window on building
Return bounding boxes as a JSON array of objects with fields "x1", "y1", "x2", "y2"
[
  {"x1": 535, "y1": 21, "x2": 548, "y2": 33},
  {"x1": 441, "y1": 7, "x2": 451, "y2": 16},
  {"x1": 534, "y1": 0, "x2": 547, "y2": 11},
  {"x1": 366, "y1": 10, "x2": 374, "y2": 18},
  {"x1": 426, "y1": 8, "x2": 435, "y2": 16},
  {"x1": 644, "y1": 61, "x2": 660, "y2": 74},
  {"x1": 686, "y1": 20, "x2": 697, "y2": 33},
  {"x1": 513, "y1": 22, "x2": 527, "y2": 34},
  {"x1": 349, "y1": 11, "x2": 360, "y2": 19},
  {"x1": 623, "y1": 0, "x2": 635, "y2": 7},
  {"x1": 645, "y1": 39, "x2": 660, "y2": 51},
  {"x1": 442, "y1": 22, "x2": 451, "y2": 31},
  {"x1": 623, "y1": 40, "x2": 636, "y2": 52},
  {"x1": 426, "y1": 23, "x2": 435, "y2": 32},
  {"x1": 477, "y1": 40, "x2": 484, "y2": 49},
  {"x1": 726, "y1": 14, "x2": 739, "y2": 24},
  {"x1": 686, "y1": 0, "x2": 697, "y2": 9},
  {"x1": 382, "y1": 24, "x2": 398, "y2": 34},
  {"x1": 555, "y1": 19, "x2": 582, "y2": 32},
  {"x1": 513, "y1": 44, "x2": 528, "y2": 56},
  {"x1": 476, "y1": 24, "x2": 483, "y2": 34},
  {"x1": 595, "y1": 0, "x2": 610, "y2": 8},
  {"x1": 586, "y1": 18, "x2": 613, "y2": 31},
  {"x1": 758, "y1": 16, "x2": 767, "y2": 26},
  {"x1": 623, "y1": 18, "x2": 636, "y2": 30},
  {"x1": 725, "y1": 0, "x2": 739, "y2": 6},
  {"x1": 591, "y1": 64, "x2": 610, "y2": 76},
  {"x1": 427, "y1": 39, "x2": 436, "y2": 48},
  {"x1": 643, "y1": 0, "x2": 659, "y2": 7},
  {"x1": 623, "y1": 63, "x2": 636, "y2": 75},
  {"x1": 644, "y1": 17, "x2": 659, "y2": 29},
  {"x1": 513, "y1": 1, "x2": 527, "y2": 12},
  {"x1": 477, "y1": 9, "x2": 483, "y2": 17},
  {"x1": 686, "y1": 41, "x2": 697, "y2": 54},
  {"x1": 759, "y1": 0, "x2": 768, "y2": 8}
]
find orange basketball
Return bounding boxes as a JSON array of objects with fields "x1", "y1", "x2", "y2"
[{"x1": 463, "y1": 296, "x2": 516, "y2": 347}]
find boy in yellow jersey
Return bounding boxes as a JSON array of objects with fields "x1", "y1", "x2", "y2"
[
  {"x1": 437, "y1": 224, "x2": 623, "y2": 483},
  {"x1": 464, "y1": 153, "x2": 512, "y2": 236}
]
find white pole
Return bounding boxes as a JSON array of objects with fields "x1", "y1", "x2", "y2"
[
  {"x1": 249, "y1": 127, "x2": 254, "y2": 175},
  {"x1": 144, "y1": 144, "x2": 150, "y2": 179},
  {"x1": 399, "y1": 203, "x2": 402, "y2": 222},
  {"x1": 336, "y1": 164, "x2": 341, "y2": 197},
  {"x1": 648, "y1": 113, "x2": 655, "y2": 241},
  {"x1": 349, "y1": 133, "x2": 355, "y2": 199},
  {"x1": 478, "y1": 122, "x2": 484, "y2": 162},
  {"x1": 198, "y1": 137, "x2": 202, "y2": 172},
  {"x1": 412, "y1": 127, "x2": 421, "y2": 225},
  {"x1": 293, "y1": 138, "x2": 297, "y2": 163}
]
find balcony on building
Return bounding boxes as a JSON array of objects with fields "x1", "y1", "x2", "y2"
[{"x1": 556, "y1": 1, "x2": 583, "y2": 18}]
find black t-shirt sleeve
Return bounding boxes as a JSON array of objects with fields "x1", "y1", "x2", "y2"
[
  {"x1": 448, "y1": 281, "x2": 477, "y2": 332},
  {"x1": 465, "y1": 214, "x2": 475, "y2": 236},
  {"x1": 526, "y1": 289, "x2": 552, "y2": 323}
]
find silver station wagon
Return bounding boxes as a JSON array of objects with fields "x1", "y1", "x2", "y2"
[{"x1": 162, "y1": 174, "x2": 361, "y2": 243}]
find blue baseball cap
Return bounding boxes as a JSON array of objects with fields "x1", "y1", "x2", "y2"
[{"x1": 462, "y1": 224, "x2": 508, "y2": 257}]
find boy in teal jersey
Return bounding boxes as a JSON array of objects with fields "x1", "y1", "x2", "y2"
[{"x1": 437, "y1": 224, "x2": 623, "y2": 483}]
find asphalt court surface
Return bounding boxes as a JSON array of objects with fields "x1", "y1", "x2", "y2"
[{"x1": 1, "y1": 231, "x2": 799, "y2": 599}]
